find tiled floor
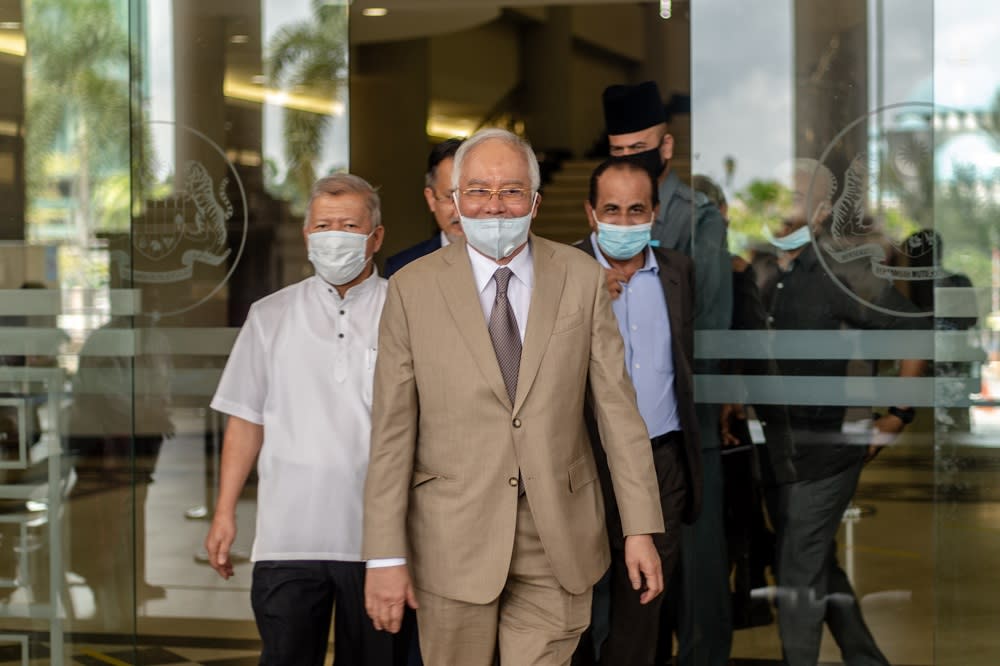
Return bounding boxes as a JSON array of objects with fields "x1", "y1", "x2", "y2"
[
  {"x1": 0, "y1": 633, "x2": 263, "y2": 665},
  {"x1": 0, "y1": 409, "x2": 998, "y2": 664}
]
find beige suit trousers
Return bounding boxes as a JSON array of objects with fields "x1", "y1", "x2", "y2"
[{"x1": 416, "y1": 495, "x2": 592, "y2": 665}]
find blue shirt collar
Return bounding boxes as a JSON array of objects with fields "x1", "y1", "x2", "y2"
[{"x1": 588, "y1": 232, "x2": 659, "y2": 274}]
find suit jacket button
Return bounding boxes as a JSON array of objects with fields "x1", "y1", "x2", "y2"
[
  {"x1": 508, "y1": 477, "x2": 518, "y2": 487},
  {"x1": 512, "y1": 418, "x2": 521, "y2": 428}
]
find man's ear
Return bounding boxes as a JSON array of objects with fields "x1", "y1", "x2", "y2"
[
  {"x1": 812, "y1": 200, "x2": 833, "y2": 227},
  {"x1": 530, "y1": 191, "x2": 542, "y2": 219},
  {"x1": 661, "y1": 133, "x2": 674, "y2": 163},
  {"x1": 370, "y1": 224, "x2": 386, "y2": 254},
  {"x1": 585, "y1": 202, "x2": 597, "y2": 232},
  {"x1": 423, "y1": 187, "x2": 436, "y2": 213}
]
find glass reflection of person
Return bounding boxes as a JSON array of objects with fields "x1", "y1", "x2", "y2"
[
  {"x1": 692, "y1": 176, "x2": 792, "y2": 630},
  {"x1": 757, "y1": 158, "x2": 927, "y2": 666},
  {"x1": 905, "y1": 230, "x2": 980, "y2": 432},
  {"x1": 66, "y1": 288, "x2": 173, "y2": 626}
]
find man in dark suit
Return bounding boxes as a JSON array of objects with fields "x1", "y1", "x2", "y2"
[
  {"x1": 571, "y1": 158, "x2": 702, "y2": 666},
  {"x1": 384, "y1": 138, "x2": 464, "y2": 278}
]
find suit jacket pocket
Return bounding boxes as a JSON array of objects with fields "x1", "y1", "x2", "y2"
[
  {"x1": 411, "y1": 470, "x2": 442, "y2": 488},
  {"x1": 552, "y1": 308, "x2": 584, "y2": 335},
  {"x1": 568, "y1": 454, "x2": 598, "y2": 493}
]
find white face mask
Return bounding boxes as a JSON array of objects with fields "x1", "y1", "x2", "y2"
[
  {"x1": 455, "y1": 192, "x2": 537, "y2": 261},
  {"x1": 307, "y1": 229, "x2": 374, "y2": 285}
]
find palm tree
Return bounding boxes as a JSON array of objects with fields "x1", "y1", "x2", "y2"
[
  {"x1": 24, "y1": 0, "x2": 131, "y2": 246},
  {"x1": 266, "y1": 0, "x2": 348, "y2": 208}
]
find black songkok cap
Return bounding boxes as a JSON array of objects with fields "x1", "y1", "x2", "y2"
[{"x1": 602, "y1": 81, "x2": 667, "y2": 135}]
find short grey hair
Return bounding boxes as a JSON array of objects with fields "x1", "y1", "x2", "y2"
[
  {"x1": 303, "y1": 173, "x2": 382, "y2": 229},
  {"x1": 452, "y1": 128, "x2": 541, "y2": 193}
]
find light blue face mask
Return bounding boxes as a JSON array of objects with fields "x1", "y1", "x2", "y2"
[
  {"x1": 456, "y1": 193, "x2": 538, "y2": 260},
  {"x1": 594, "y1": 215, "x2": 653, "y2": 260},
  {"x1": 762, "y1": 222, "x2": 811, "y2": 252}
]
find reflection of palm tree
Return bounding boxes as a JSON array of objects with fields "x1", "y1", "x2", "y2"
[
  {"x1": 25, "y1": 0, "x2": 130, "y2": 245},
  {"x1": 267, "y1": 0, "x2": 347, "y2": 206}
]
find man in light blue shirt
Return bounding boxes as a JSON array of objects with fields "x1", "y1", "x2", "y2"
[
  {"x1": 602, "y1": 80, "x2": 733, "y2": 666},
  {"x1": 572, "y1": 158, "x2": 702, "y2": 666}
]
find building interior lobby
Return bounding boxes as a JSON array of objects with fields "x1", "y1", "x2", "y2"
[{"x1": 0, "y1": 0, "x2": 999, "y2": 664}]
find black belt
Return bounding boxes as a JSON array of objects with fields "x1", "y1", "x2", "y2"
[{"x1": 651, "y1": 430, "x2": 683, "y2": 449}]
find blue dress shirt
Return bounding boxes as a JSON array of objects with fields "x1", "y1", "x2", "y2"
[{"x1": 589, "y1": 233, "x2": 680, "y2": 439}]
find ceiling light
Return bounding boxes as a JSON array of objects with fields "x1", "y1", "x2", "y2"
[
  {"x1": 0, "y1": 22, "x2": 21, "y2": 30},
  {"x1": 362, "y1": 8, "x2": 388, "y2": 17},
  {"x1": 659, "y1": 0, "x2": 672, "y2": 19},
  {"x1": 230, "y1": 34, "x2": 249, "y2": 44},
  {"x1": 251, "y1": 74, "x2": 266, "y2": 85}
]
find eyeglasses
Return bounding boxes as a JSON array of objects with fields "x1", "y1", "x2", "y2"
[
  {"x1": 432, "y1": 190, "x2": 456, "y2": 204},
  {"x1": 459, "y1": 187, "x2": 530, "y2": 203}
]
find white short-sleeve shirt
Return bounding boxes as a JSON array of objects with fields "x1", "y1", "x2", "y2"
[{"x1": 211, "y1": 272, "x2": 387, "y2": 562}]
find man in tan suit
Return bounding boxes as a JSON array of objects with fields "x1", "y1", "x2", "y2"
[{"x1": 363, "y1": 128, "x2": 665, "y2": 665}]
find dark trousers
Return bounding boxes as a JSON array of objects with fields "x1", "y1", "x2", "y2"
[
  {"x1": 662, "y1": 444, "x2": 732, "y2": 666},
  {"x1": 723, "y1": 443, "x2": 776, "y2": 628},
  {"x1": 775, "y1": 462, "x2": 889, "y2": 666},
  {"x1": 571, "y1": 435, "x2": 687, "y2": 666},
  {"x1": 252, "y1": 560, "x2": 393, "y2": 666}
]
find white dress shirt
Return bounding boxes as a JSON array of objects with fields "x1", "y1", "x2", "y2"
[
  {"x1": 212, "y1": 272, "x2": 387, "y2": 562},
  {"x1": 466, "y1": 240, "x2": 533, "y2": 342},
  {"x1": 367, "y1": 240, "x2": 534, "y2": 569}
]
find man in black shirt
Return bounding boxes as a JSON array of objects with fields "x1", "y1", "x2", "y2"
[{"x1": 757, "y1": 159, "x2": 925, "y2": 666}]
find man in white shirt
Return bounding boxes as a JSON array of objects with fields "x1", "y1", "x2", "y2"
[{"x1": 204, "y1": 174, "x2": 394, "y2": 666}]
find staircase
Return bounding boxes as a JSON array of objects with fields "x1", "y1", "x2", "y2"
[{"x1": 532, "y1": 158, "x2": 602, "y2": 245}]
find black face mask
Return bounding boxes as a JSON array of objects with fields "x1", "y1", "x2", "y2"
[{"x1": 627, "y1": 146, "x2": 666, "y2": 179}]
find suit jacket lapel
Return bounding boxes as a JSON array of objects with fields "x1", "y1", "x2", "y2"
[
  {"x1": 437, "y1": 241, "x2": 513, "y2": 409},
  {"x1": 655, "y1": 250, "x2": 686, "y2": 370},
  {"x1": 514, "y1": 235, "x2": 565, "y2": 414}
]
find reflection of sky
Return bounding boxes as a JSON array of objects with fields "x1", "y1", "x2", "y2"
[
  {"x1": 691, "y1": 1, "x2": 792, "y2": 195},
  {"x1": 690, "y1": 0, "x2": 1000, "y2": 194},
  {"x1": 147, "y1": 0, "x2": 174, "y2": 181},
  {"x1": 937, "y1": 133, "x2": 1000, "y2": 181},
  {"x1": 936, "y1": 0, "x2": 1000, "y2": 111}
]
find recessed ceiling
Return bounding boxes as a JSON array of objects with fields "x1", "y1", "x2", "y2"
[{"x1": 350, "y1": 0, "x2": 671, "y2": 44}]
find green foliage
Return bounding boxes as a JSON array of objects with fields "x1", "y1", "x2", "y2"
[
  {"x1": 727, "y1": 179, "x2": 791, "y2": 255},
  {"x1": 266, "y1": 0, "x2": 348, "y2": 209},
  {"x1": 24, "y1": 0, "x2": 131, "y2": 243}
]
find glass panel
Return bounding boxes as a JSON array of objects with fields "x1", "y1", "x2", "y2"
[
  {"x1": 126, "y1": 0, "x2": 349, "y2": 657},
  {"x1": 0, "y1": 0, "x2": 349, "y2": 660},
  {"x1": 13, "y1": 0, "x2": 1000, "y2": 661},
  {"x1": 692, "y1": 1, "x2": 939, "y2": 664},
  {"x1": 932, "y1": 3, "x2": 1000, "y2": 664},
  {"x1": 3, "y1": 0, "x2": 135, "y2": 661}
]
